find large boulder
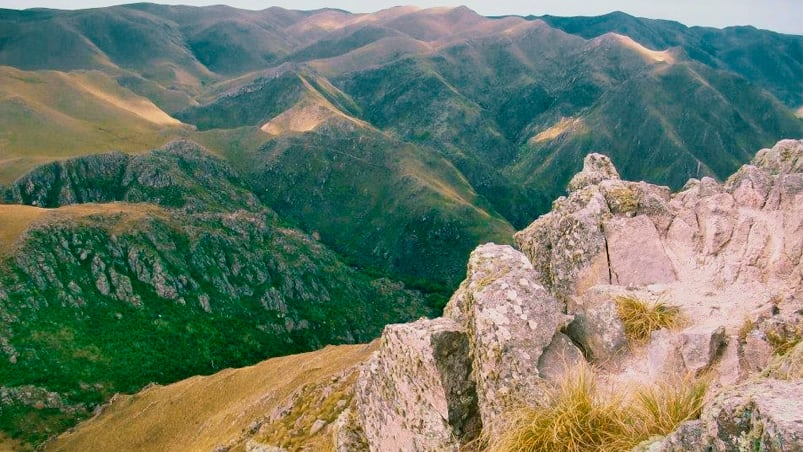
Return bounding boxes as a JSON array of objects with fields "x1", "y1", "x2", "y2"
[
  {"x1": 515, "y1": 153, "x2": 676, "y2": 301},
  {"x1": 515, "y1": 154, "x2": 615, "y2": 300},
  {"x1": 444, "y1": 244, "x2": 561, "y2": 432},
  {"x1": 354, "y1": 318, "x2": 480, "y2": 452},
  {"x1": 647, "y1": 325, "x2": 726, "y2": 377}
]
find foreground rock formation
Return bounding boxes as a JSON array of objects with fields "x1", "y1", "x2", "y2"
[
  {"x1": 49, "y1": 140, "x2": 803, "y2": 451},
  {"x1": 348, "y1": 139, "x2": 803, "y2": 451}
]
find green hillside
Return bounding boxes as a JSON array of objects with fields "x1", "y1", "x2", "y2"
[{"x1": 0, "y1": 142, "x2": 433, "y2": 445}]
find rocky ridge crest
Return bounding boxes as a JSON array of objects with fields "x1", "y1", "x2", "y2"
[{"x1": 340, "y1": 139, "x2": 803, "y2": 451}]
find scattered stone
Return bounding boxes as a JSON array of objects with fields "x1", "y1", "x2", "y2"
[
  {"x1": 648, "y1": 325, "x2": 726, "y2": 377},
  {"x1": 309, "y1": 419, "x2": 327, "y2": 436},
  {"x1": 244, "y1": 441, "x2": 286, "y2": 452},
  {"x1": 679, "y1": 325, "x2": 726, "y2": 376}
]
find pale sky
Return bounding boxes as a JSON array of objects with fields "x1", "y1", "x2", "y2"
[{"x1": 1, "y1": 0, "x2": 801, "y2": 35}]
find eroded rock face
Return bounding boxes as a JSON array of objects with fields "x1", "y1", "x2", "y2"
[
  {"x1": 355, "y1": 318, "x2": 479, "y2": 452},
  {"x1": 349, "y1": 141, "x2": 803, "y2": 452},
  {"x1": 515, "y1": 140, "x2": 803, "y2": 300},
  {"x1": 444, "y1": 244, "x2": 560, "y2": 432},
  {"x1": 604, "y1": 215, "x2": 676, "y2": 287}
]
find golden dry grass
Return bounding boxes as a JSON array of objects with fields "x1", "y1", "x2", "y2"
[
  {"x1": 0, "y1": 203, "x2": 166, "y2": 255},
  {"x1": 46, "y1": 342, "x2": 377, "y2": 452},
  {"x1": 608, "y1": 33, "x2": 676, "y2": 64},
  {"x1": 0, "y1": 204, "x2": 49, "y2": 254},
  {"x1": 0, "y1": 66, "x2": 186, "y2": 184},
  {"x1": 764, "y1": 342, "x2": 803, "y2": 380},
  {"x1": 616, "y1": 295, "x2": 684, "y2": 344},
  {"x1": 487, "y1": 364, "x2": 707, "y2": 452},
  {"x1": 0, "y1": 432, "x2": 29, "y2": 452},
  {"x1": 530, "y1": 117, "x2": 585, "y2": 144}
]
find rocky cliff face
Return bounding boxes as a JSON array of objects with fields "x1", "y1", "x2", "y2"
[{"x1": 340, "y1": 139, "x2": 803, "y2": 451}]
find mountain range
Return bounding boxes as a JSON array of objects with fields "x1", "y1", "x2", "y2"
[{"x1": 0, "y1": 3, "x2": 801, "y2": 448}]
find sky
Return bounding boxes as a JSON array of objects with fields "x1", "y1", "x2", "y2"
[{"x1": 1, "y1": 0, "x2": 801, "y2": 35}]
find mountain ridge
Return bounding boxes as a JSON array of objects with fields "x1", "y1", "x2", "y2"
[{"x1": 1, "y1": 5, "x2": 802, "y2": 448}]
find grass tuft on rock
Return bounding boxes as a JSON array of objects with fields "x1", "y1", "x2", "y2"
[
  {"x1": 488, "y1": 364, "x2": 708, "y2": 452},
  {"x1": 615, "y1": 295, "x2": 683, "y2": 343}
]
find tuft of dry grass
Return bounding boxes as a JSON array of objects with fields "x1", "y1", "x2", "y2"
[
  {"x1": 615, "y1": 295, "x2": 684, "y2": 343},
  {"x1": 630, "y1": 375, "x2": 708, "y2": 436},
  {"x1": 763, "y1": 341, "x2": 803, "y2": 380},
  {"x1": 765, "y1": 327, "x2": 802, "y2": 357},
  {"x1": 738, "y1": 317, "x2": 755, "y2": 342},
  {"x1": 487, "y1": 364, "x2": 630, "y2": 452},
  {"x1": 488, "y1": 364, "x2": 708, "y2": 452}
]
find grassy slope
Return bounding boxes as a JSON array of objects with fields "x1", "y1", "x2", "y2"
[
  {"x1": 0, "y1": 203, "x2": 163, "y2": 255},
  {"x1": 46, "y1": 343, "x2": 375, "y2": 452},
  {"x1": 0, "y1": 67, "x2": 187, "y2": 184},
  {"x1": 0, "y1": 145, "x2": 433, "y2": 446}
]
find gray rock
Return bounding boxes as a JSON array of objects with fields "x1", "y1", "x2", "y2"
[
  {"x1": 566, "y1": 286, "x2": 628, "y2": 362},
  {"x1": 680, "y1": 325, "x2": 727, "y2": 376},
  {"x1": 244, "y1": 441, "x2": 287, "y2": 452},
  {"x1": 703, "y1": 379, "x2": 803, "y2": 451},
  {"x1": 725, "y1": 164, "x2": 772, "y2": 209},
  {"x1": 568, "y1": 153, "x2": 621, "y2": 192},
  {"x1": 444, "y1": 244, "x2": 560, "y2": 433},
  {"x1": 537, "y1": 333, "x2": 585, "y2": 384},
  {"x1": 309, "y1": 418, "x2": 327, "y2": 436},
  {"x1": 742, "y1": 331, "x2": 774, "y2": 373},
  {"x1": 647, "y1": 329, "x2": 686, "y2": 378},
  {"x1": 633, "y1": 420, "x2": 708, "y2": 452},
  {"x1": 752, "y1": 139, "x2": 803, "y2": 175},
  {"x1": 648, "y1": 325, "x2": 726, "y2": 377},
  {"x1": 332, "y1": 409, "x2": 369, "y2": 452},
  {"x1": 515, "y1": 187, "x2": 611, "y2": 300},
  {"x1": 355, "y1": 317, "x2": 479, "y2": 452}
]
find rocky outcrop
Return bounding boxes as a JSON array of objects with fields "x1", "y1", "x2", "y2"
[
  {"x1": 348, "y1": 244, "x2": 566, "y2": 449},
  {"x1": 345, "y1": 140, "x2": 803, "y2": 452},
  {"x1": 355, "y1": 318, "x2": 479, "y2": 451},
  {"x1": 444, "y1": 244, "x2": 561, "y2": 431},
  {"x1": 702, "y1": 379, "x2": 803, "y2": 451},
  {"x1": 7, "y1": 141, "x2": 260, "y2": 212},
  {"x1": 516, "y1": 141, "x2": 803, "y2": 299}
]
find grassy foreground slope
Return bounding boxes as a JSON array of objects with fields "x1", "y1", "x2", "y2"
[{"x1": 46, "y1": 343, "x2": 376, "y2": 452}]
